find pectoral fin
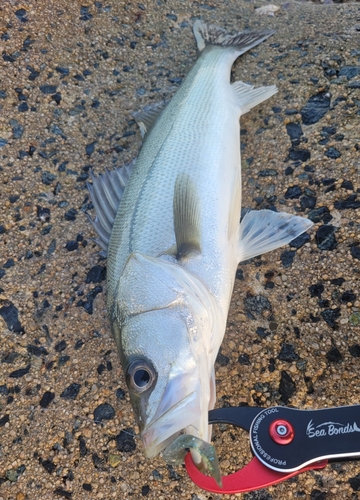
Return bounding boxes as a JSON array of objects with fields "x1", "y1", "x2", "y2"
[
  {"x1": 133, "y1": 101, "x2": 169, "y2": 137},
  {"x1": 237, "y1": 209, "x2": 313, "y2": 263},
  {"x1": 173, "y1": 173, "x2": 201, "y2": 260},
  {"x1": 232, "y1": 81, "x2": 277, "y2": 116}
]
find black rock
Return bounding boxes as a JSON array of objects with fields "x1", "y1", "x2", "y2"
[
  {"x1": 60, "y1": 383, "x2": 81, "y2": 400},
  {"x1": 326, "y1": 347, "x2": 342, "y2": 363},
  {"x1": 316, "y1": 225, "x2": 337, "y2": 250},
  {"x1": 286, "y1": 122, "x2": 303, "y2": 142},
  {"x1": 116, "y1": 428, "x2": 136, "y2": 452},
  {"x1": 83, "y1": 483, "x2": 92, "y2": 491},
  {"x1": 115, "y1": 388, "x2": 126, "y2": 400},
  {"x1": 338, "y1": 66, "x2": 360, "y2": 80},
  {"x1": 238, "y1": 353, "x2": 251, "y2": 365},
  {"x1": 64, "y1": 208, "x2": 77, "y2": 221},
  {"x1": 280, "y1": 250, "x2": 295, "y2": 268},
  {"x1": 284, "y1": 166, "x2": 294, "y2": 176},
  {"x1": 85, "y1": 141, "x2": 96, "y2": 156},
  {"x1": 334, "y1": 197, "x2": 360, "y2": 210},
  {"x1": 76, "y1": 286, "x2": 102, "y2": 315},
  {"x1": 300, "y1": 195, "x2": 316, "y2": 211},
  {"x1": 85, "y1": 265, "x2": 106, "y2": 283},
  {"x1": 142, "y1": 485, "x2": 150, "y2": 496},
  {"x1": 310, "y1": 489, "x2": 327, "y2": 500},
  {"x1": 65, "y1": 240, "x2": 78, "y2": 251},
  {"x1": 236, "y1": 268, "x2": 244, "y2": 280},
  {"x1": 41, "y1": 459, "x2": 56, "y2": 474},
  {"x1": 39, "y1": 85, "x2": 57, "y2": 95},
  {"x1": 55, "y1": 340, "x2": 67, "y2": 352},
  {"x1": 279, "y1": 371, "x2": 296, "y2": 404},
  {"x1": 55, "y1": 66, "x2": 69, "y2": 76},
  {"x1": 258, "y1": 169, "x2": 278, "y2": 177},
  {"x1": 325, "y1": 147, "x2": 341, "y2": 159},
  {"x1": 4, "y1": 259, "x2": 14, "y2": 268},
  {"x1": 0, "y1": 301, "x2": 24, "y2": 334},
  {"x1": 349, "y1": 473, "x2": 360, "y2": 491},
  {"x1": 341, "y1": 180, "x2": 353, "y2": 190},
  {"x1": 308, "y1": 207, "x2": 332, "y2": 224},
  {"x1": 321, "y1": 308, "x2": 341, "y2": 328},
  {"x1": 216, "y1": 352, "x2": 230, "y2": 366},
  {"x1": 284, "y1": 185, "x2": 302, "y2": 199},
  {"x1": 256, "y1": 327, "x2": 271, "y2": 338},
  {"x1": 37, "y1": 206, "x2": 51, "y2": 222},
  {"x1": 74, "y1": 339, "x2": 84, "y2": 350},
  {"x1": 0, "y1": 414, "x2": 10, "y2": 427},
  {"x1": 80, "y1": 6, "x2": 93, "y2": 21},
  {"x1": 94, "y1": 403, "x2": 115, "y2": 423},
  {"x1": 278, "y1": 343, "x2": 299, "y2": 362},
  {"x1": 351, "y1": 246, "x2": 360, "y2": 260},
  {"x1": 41, "y1": 171, "x2": 57, "y2": 185},
  {"x1": 309, "y1": 283, "x2": 324, "y2": 298},
  {"x1": 244, "y1": 295, "x2": 271, "y2": 316},
  {"x1": 39, "y1": 391, "x2": 55, "y2": 408},
  {"x1": 18, "y1": 102, "x2": 29, "y2": 112},
  {"x1": 340, "y1": 290, "x2": 356, "y2": 303},
  {"x1": 288, "y1": 148, "x2": 310, "y2": 162},
  {"x1": 290, "y1": 232, "x2": 310, "y2": 249},
  {"x1": 78, "y1": 436, "x2": 88, "y2": 456},
  {"x1": 300, "y1": 91, "x2": 331, "y2": 125},
  {"x1": 54, "y1": 488, "x2": 72, "y2": 498},
  {"x1": 9, "y1": 364, "x2": 31, "y2": 378},
  {"x1": 349, "y1": 345, "x2": 360, "y2": 358}
]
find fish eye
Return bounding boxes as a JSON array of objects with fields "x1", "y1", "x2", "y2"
[{"x1": 126, "y1": 359, "x2": 156, "y2": 394}]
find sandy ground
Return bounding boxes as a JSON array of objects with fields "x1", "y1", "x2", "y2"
[{"x1": 1, "y1": 1, "x2": 360, "y2": 499}]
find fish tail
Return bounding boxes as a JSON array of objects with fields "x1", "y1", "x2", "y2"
[{"x1": 193, "y1": 20, "x2": 275, "y2": 54}]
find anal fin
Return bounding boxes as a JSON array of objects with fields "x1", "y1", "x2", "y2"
[
  {"x1": 237, "y1": 209, "x2": 313, "y2": 263},
  {"x1": 133, "y1": 101, "x2": 169, "y2": 137},
  {"x1": 232, "y1": 81, "x2": 277, "y2": 116},
  {"x1": 173, "y1": 173, "x2": 202, "y2": 260}
]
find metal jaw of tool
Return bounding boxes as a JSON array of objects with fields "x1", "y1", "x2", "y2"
[{"x1": 185, "y1": 404, "x2": 360, "y2": 494}]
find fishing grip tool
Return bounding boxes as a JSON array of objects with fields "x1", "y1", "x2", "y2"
[{"x1": 185, "y1": 404, "x2": 360, "y2": 494}]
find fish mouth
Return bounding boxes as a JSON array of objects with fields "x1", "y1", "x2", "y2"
[{"x1": 141, "y1": 390, "x2": 201, "y2": 458}]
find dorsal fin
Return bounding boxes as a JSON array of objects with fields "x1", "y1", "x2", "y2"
[
  {"x1": 133, "y1": 101, "x2": 169, "y2": 137},
  {"x1": 173, "y1": 173, "x2": 201, "y2": 260},
  {"x1": 86, "y1": 162, "x2": 134, "y2": 255}
]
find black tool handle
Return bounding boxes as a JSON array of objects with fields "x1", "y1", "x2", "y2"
[{"x1": 250, "y1": 405, "x2": 360, "y2": 472}]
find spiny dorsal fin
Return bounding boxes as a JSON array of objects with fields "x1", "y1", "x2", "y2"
[
  {"x1": 173, "y1": 173, "x2": 201, "y2": 260},
  {"x1": 86, "y1": 162, "x2": 134, "y2": 255},
  {"x1": 193, "y1": 20, "x2": 275, "y2": 54},
  {"x1": 133, "y1": 101, "x2": 169, "y2": 137}
]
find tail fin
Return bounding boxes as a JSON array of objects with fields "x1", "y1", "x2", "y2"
[{"x1": 193, "y1": 20, "x2": 275, "y2": 54}]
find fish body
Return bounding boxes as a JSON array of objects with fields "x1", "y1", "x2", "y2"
[{"x1": 87, "y1": 21, "x2": 313, "y2": 462}]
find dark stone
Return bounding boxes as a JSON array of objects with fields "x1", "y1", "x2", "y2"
[
  {"x1": 54, "y1": 488, "x2": 72, "y2": 499},
  {"x1": 39, "y1": 85, "x2": 57, "y2": 95},
  {"x1": 76, "y1": 286, "x2": 102, "y2": 315},
  {"x1": 41, "y1": 171, "x2": 57, "y2": 185},
  {"x1": 39, "y1": 391, "x2": 55, "y2": 408},
  {"x1": 0, "y1": 414, "x2": 10, "y2": 426},
  {"x1": 0, "y1": 138, "x2": 8, "y2": 148},
  {"x1": 300, "y1": 91, "x2": 331, "y2": 125},
  {"x1": 18, "y1": 102, "x2": 29, "y2": 112},
  {"x1": 288, "y1": 148, "x2": 310, "y2": 162},
  {"x1": 310, "y1": 490, "x2": 327, "y2": 500},
  {"x1": 290, "y1": 232, "x2": 310, "y2": 249},
  {"x1": 4, "y1": 259, "x2": 14, "y2": 268},
  {"x1": 52, "y1": 93, "x2": 62, "y2": 105},
  {"x1": 74, "y1": 339, "x2": 84, "y2": 350},
  {"x1": 307, "y1": 207, "x2": 332, "y2": 224},
  {"x1": 309, "y1": 283, "x2": 324, "y2": 298},
  {"x1": 55, "y1": 340, "x2": 67, "y2": 352},
  {"x1": 326, "y1": 347, "x2": 342, "y2": 363},
  {"x1": 65, "y1": 240, "x2": 78, "y2": 251},
  {"x1": 280, "y1": 250, "x2": 295, "y2": 268},
  {"x1": 115, "y1": 388, "x2": 126, "y2": 400},
  {"x1": 349, "y1": 345, "x2": 360, "y2": 358},
  {"x1": 64, "y1": 208, "x2": 77, "y2": 221},
  {"x1": 83, "y1": 484, "x2": 92, "y2": 491},
  {"x1": 286, "y1": 122, "x2": 303, "y2": 142},
  {"x1": 85, "y1": 141, "x2": 96, "y2": 156},
  {"x1": 9, "y1": 195, "x2": 19, "y2": 203},
  {"x1": 55, "y1": 66, "x2": 69, "y2": 76},
  {"x1": 278, "y1": 343, "x2": 300, "y2": 362},
  {"x1": 341, "y1": 180, "x2": 354, "y2": 190},
  {"x1": 238, "y1": 353, "x2": 251, "y2": 365},
  {"x1": 316, "y1": 225, "x2": 337, "y2": 250},
  {"x1": 338, "y1": 66, "x2": 360, "y2": 80},
  {"x1": 142, "y1": 485, "x2": 150, "y2": 496},
  {"x1": 85, "y1": 265, "x2": 106, "y2": 283},
  {"x1": 349, "y1": 473, "x2": 360, "y2": 491},
  {"x1": 351, "y1": 246, "x2": 360, "y2": 260},
  {"x1": 9, "y1": 364, "x2": 30, "y2": 378},
  {"x1": 0, "y1": 301, "x2": 24, "y2": 334},
  {"x1": 216, "y1": 352, "x2": 230, "y2": 366},
  {"x1": 340, "y1": 290, "x2": 356, "y2": 303},
  {"x1": 37, "y1": 206, "x2": 51, "y2": 222},
  {"x1": 116, "y1": 428, "x2": 136, "y2": 452},
  {"x1": 334, "y1": 197, "x2": 360, "y2": 210},
  {"x1": 27, "y1": 344, "x2": 48, "y2": 356},
  {"x1": 94, "y1": 403, "x2": 115, "y2": 423},
  {"x1": 58, "y1": 355, "x2": 70, "y2": 367},
  {"x1": 78, "y1": 436, "x2": 88, "y2": 456},
  {"x1": 15, "y1": 8, "x2": 27, "y2": 19},
  {"x1": 321, "y1": 308, "x2": 341, "y2": 328},
  {"x1": 284, "y1": 185, "x2": 302, "y2": 199},
  {"x1": 279, "y1": 371, "x2": 296, "y2": 404},
  {"x1": 235, "y1": 268, "x2": 244, "y2": 280},
  {"x1": 300, "y1": 195, "x2": 316, "y2": 210},
  {"x1": 258, "y1": 169, "x2": 278, "y2": 177},
  {"x1": 41, "y1": 459, "x2": 56, "y2": 474},
  {"x1": 60, "y1": 383, "x2": 81, "y2": 400},
  {"x1": 284, "y1": 166, "x2": 294, "y2": 176},
  {"x1": 244, "y1": 295, "x2": 271, "y2": 316},
  {"x1": 256, "y1": 327, "x2": 271, "y2": 338},
  {"x1": 325, "y1": 147, "x2": 341, "y2": 159},
  {"x1": 97, "y1": 363, "x2": 106, "y2": 375}
]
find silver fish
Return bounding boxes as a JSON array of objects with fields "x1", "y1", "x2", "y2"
[{"x1": 87, "y1": 20, "x2": 313, "y2": 470}]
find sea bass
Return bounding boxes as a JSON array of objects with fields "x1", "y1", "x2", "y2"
[{"x1": 87, "y1": 21, "x2": 312, "y2": 467}]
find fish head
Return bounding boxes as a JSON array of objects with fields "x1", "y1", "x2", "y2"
[{"x1": 113, "y1": 252, "x2": 218, "y2": 458}]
